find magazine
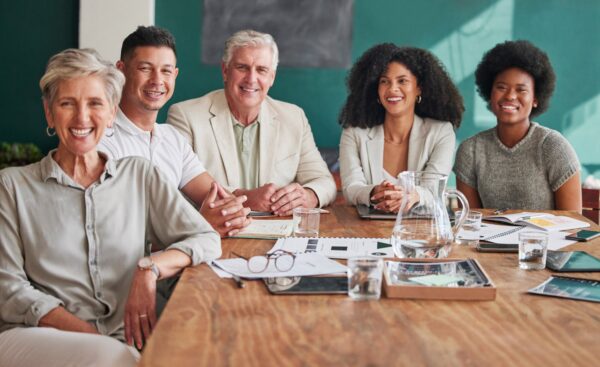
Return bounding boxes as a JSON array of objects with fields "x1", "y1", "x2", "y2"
[{"x1": 528, "y1": 276, "x2": 600, "y2": 303}]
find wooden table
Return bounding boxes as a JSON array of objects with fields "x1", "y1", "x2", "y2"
[{"x1": 139, "y1": 204, "x2": 600, "y2": 367}]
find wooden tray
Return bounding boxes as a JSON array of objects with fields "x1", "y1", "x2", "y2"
[{"x1": 383, "y1": 258, "x2": 496, "y2": 301}]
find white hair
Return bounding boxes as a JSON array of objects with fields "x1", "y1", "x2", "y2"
[
  {"x1": 40, "y1": 48, "x2": 125, "y2": 107},
  {"x1": 222, "y1": 29, "x2": 279, "y2": 71}
]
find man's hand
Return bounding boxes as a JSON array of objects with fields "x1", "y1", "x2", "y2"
[
  {"x1": 234, "y1": 184, "x2": 279, "y2": 212},
  {"x1": 124, "y1": 267, "x2": 158, "y2": 350},
  {"x1": 201, "y1": 182, "x2": 251, "y2": 237},
  {"x1": 270, "y1": 183, "x2": 319, "y2": 216}
]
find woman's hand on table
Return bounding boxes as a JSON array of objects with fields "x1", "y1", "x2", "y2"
[{"x1": 124, "y1": 267, "x2": 158, "y2": 349}]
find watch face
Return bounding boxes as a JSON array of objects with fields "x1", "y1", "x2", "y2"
[{"x1": 138, "y1": 257, "x2": 153, "y2": 268}]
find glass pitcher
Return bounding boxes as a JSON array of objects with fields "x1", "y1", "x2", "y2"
[{"x1": 391, "y1": 171, "x2": 469, "y2": 258}]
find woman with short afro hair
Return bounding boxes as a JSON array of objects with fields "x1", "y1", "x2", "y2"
[
  {"x1": 338, "y1": 43, "x2": 464, "y2": 212},
  {"x1": 454, "y1": 40, "x2": 581, "y2": 211}
]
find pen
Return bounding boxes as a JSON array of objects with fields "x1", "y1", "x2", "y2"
[
  {"x1": 232, "y1": 275, "x2": 245, "y2": 288},
  {"x1": 493, "y1": 208, "x2": 508, "y2": 214}
]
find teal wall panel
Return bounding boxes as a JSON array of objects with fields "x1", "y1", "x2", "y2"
[{"x1": 0, "y1": 0, "x2": 79, "y2": 153}]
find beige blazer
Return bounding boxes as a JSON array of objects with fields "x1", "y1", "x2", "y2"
[
  {"x1": 166, "y1": 90, "x2": 336, "y2": 207},
  {"x1": 339, "y1": 115, "x2": 456, "y2": 206}
]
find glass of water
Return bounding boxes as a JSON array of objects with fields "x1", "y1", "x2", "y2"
[
  {"x1": 347, "y1": 257, "x2": 384, "y2": 300},
  {"x1": 292, "y1": 208, "x2": 320, "y2": 237},
  {"x1": 455, "y1": 210, "x2": 482, "y2": 246},
  {"x1": 518, "y1": 232, "x2": 548, "y2": 270}
]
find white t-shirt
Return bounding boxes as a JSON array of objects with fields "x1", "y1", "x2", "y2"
[{"x1": 98, "y1": 109, "x2": 206, "y2": 189}]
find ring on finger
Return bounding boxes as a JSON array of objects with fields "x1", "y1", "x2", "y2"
[{"x1": 139, "y1": 314, "x2": 148, "y2": 318}]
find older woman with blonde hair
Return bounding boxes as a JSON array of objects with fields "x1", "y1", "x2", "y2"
[{"x1": 0, "y1": 48, "x2": 220, "y2": 366}]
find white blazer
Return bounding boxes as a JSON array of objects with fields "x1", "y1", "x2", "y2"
[
  {"x1": 166, "y1": 90, "x2": 337, "y2": 207},
  {"x1": 339, "y1": 115, "x2": 456, "y2": 206}
]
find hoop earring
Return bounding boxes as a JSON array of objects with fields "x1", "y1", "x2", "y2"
[
  {"x1": 417, "y1": 95, "x2": 422, "y2": 104},
  {"x1": 46, "y1": 126, "x2": 56, "y2": 136},
  {"x1": 105, "y1": 127, "x2": 114, "y2": 138}
]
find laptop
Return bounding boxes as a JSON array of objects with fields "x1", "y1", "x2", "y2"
[{"x1": 356, "y1": 204, "x2": 397, "y2": 220}]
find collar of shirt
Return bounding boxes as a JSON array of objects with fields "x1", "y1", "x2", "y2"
[
  {"x1": 115, "y1": 108, "x2": 162, "y2": 141},
  {"x1": 40, "y1": 149, "x2": 115, "y2": 188},
  {"x1": 230, "y1": 110, "x2": 262, "y2": 128}
]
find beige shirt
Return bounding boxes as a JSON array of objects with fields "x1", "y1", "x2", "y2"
[
  {"x1": 0, "y1": 152, "x2": 221, "y2": 341},
  {"x1": 231, "y1": 113, "x2": 260, "y2": 190}
]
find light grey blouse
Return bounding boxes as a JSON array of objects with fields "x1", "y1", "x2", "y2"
[{"x1": 0, "y1": 152, "x2": 221, "y2": 341}]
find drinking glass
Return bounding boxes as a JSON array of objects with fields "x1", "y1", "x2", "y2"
[
  {"x1": 293, "y1": 208, "x2": 320, "y2": 237},
  {"x1": 347, "y1": 257, "x2": 383, "y2": 300},
  {"x1": 519, "y1": 232, "x2": 548, "y2": 270}
]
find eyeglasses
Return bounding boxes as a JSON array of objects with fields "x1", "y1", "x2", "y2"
[{"x1": 232, "y1": 250, "x2": 296, "y2": 273}]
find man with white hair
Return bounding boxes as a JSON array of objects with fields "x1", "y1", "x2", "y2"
[{"x1": 167, "y1": 29, "x2": 336, "y2": 216}]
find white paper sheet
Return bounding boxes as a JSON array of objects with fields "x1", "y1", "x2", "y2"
[
  {"x1": 269, "y1": 237, "x2": 392, "y2": 259},
  {"x1": 212, "y1": 252, "x2": 347, "y2": 279}
]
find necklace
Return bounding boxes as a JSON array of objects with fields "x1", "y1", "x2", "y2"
[{"x1": 384, "y1": 137, "x2": 405, "y2": 146}]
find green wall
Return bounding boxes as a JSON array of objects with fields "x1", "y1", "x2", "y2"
[
  {"x1": 2, "y1": 0, "x2": 599, "y2": 179},
  {"x1": 0, "y1": 0, "x2": 79, "y2": 153}
]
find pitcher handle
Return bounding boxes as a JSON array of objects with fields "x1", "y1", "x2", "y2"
[{"x1": 445, "y1": 189, "x2": 469, "y2": 236}]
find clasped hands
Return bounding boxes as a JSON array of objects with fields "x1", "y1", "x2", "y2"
[
  {"x1": 370, "y1": 180, "x2": 419, "y2": 213},
  {"x1": 235, "y1": 182, "x2": 319, "y2": 216},
  {"x1": 200, "y1": 182, "x2": 251, "y2": 237}
]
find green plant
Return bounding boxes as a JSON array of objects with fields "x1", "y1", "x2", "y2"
[{"x1": 0, "y1": 142, "x2": 43, "y2": 169}]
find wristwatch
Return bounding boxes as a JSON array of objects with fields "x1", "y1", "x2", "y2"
[{"x1": 137, "y1": 256, "x2": 160, "y2": 279}]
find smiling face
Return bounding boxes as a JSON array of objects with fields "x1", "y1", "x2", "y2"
[
  {"x1": 222, "y1": 45, "x2": 275, "y2": 122},
  {"x1": 490, "y1": 67, "x2": 537, "y2": 126},
  {"x1": 44, "y1": 75, "x2": 117, "y2": 159},
  {"x1": 377, "y1": 62, "x2": 421, "y2": 119},
  {"x1": 117, "y1": 46, "x2": 178, "y2": 122}
]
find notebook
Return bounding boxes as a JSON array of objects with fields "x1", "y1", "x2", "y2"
[
  {"x1": 484, "y1": 212, "x2": 590, "y2": 232},
  {"x1": 230, "y1": 219, "x2": 293, "y2": 239},
  {"x1": 269, "y1": 236, "x2": 393, "y2": 259}
]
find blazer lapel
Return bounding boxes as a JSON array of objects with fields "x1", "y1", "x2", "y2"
[
  {"x1": 258, "y1": 99, "x2": 277, "y2": 185},
  {"x1": 407, "y1": 115, "x2": 424, "y2": 171},
  {"x1": 366, "y1": 125, "x2": 384, "y2": 184},
  {"x1": 209, "y1": 93, "x2": 240, "y2": 188}
]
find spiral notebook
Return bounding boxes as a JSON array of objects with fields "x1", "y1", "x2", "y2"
[
  {"x1": 478, "y1": 223, "x2": 576, "y2": 250},
  {"x1": 269, "y1": 236, "x2": 392, "y2": 259}
]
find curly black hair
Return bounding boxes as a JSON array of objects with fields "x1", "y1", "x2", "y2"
[
  {"x1": 339, "y1": 43, "x2": 464, "y2": 128},
  {"x1": 475, "y1": 40, "x2": 556, "y2": 118}
]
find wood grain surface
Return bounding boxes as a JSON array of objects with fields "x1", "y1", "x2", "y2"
[{"x1": 139, "y1": 204, "x2": 600, "y2": 367}]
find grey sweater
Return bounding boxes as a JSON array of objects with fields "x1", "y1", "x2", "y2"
[{"x1": 453, "y1": 122, "x2": 579, "y2": 210}]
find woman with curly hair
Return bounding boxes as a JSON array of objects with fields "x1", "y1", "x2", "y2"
[
  {"x1": 339, "y1": 44, "x2": 464, "y2": 212},
  {"x1": 453, "y1": 40, "x2": 581, "y2": 211}
]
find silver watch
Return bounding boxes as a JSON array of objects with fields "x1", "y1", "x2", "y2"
[{"x1": 137, "y1": 256, "x2": 160, "y2": 278}]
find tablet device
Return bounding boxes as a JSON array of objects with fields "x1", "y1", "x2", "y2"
[
  {"x1": 264, "y1": 276, "x2": 348, "y2": 294},
  {"x1": 356, "y1": 204, "x2": 396, "y2": 220},
  {"x1": 476, "y1": 242, "x2": 518, "y2": 253},
  {"x1": 546, "y1": 250, "x2": 600, "y2": 272}
]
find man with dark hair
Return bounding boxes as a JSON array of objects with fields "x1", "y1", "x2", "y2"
[{"x1": 98, "y1": 26, "x2": 250, "y2": 236}]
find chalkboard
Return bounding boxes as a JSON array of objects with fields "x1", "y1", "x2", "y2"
[{"x1": 201, "y1": 0, "x2": 353, "y2": 68}]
